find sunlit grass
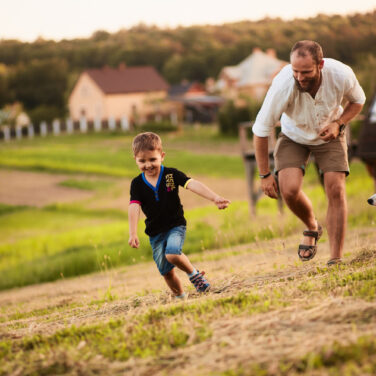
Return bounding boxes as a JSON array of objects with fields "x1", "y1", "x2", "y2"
[
  {"x1": 58, "y1": 178, "x2": 114, "y2": 191},
  {"x1": 0, "y1": 128, "x2": 243, "y2": 178}
]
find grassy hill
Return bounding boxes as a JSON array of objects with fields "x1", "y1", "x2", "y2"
[{"x1": 0, "y1": 128, "x2": 375, "y2": 374}]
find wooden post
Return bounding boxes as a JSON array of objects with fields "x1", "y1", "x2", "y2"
[
  {"x1": 238, "y1": 121, "x2": 283, "y2": 215},
  {"x1": 170, "y1": 111, "x2": 178, "y2": 126},
  {"x1": 108, "y1": 116, "x2": 116, "y2": 131},
  {"x1": 40, "y1": 121, "x2": 47, "y2": 137},
  {"x1": 94, "y1": 117, "x2": 102, "y2": 132},
  {"x1": 66, "y1": 118, "x2": 74, "y2": 134},
  {"x1": 121, "y1": 116, "x2": 129, "y2": 131},
  {"x1": 15, "y1": 126, "x2": 22, "y2": 140},
  {"x1": 3, "y1": 126, "x2": 10, "y2": 142},
  {"x1": 27, "y1": 124, "x2": 34, "y2": 139},
  {"x1": 80, "y1": 116, "x2": 87, "y2": 133},
  {"x1": 53, "y1": 119, "x2": 60, "y2": 136}
]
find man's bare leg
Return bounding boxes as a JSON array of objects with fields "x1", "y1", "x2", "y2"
[
  {"x1": 278, "y1": 167, "x2": 318, "y2": 257},
  {"x1": 324, "y1": 172, "x2": 347, "y2": 260}
]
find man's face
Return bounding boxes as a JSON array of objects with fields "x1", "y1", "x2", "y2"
[
  {"x1": 135, "y1": 149, "x2": 165, "y2": 179},
  {"x1": 291, "y1": 51, "x2": 323, "y2": 93}
]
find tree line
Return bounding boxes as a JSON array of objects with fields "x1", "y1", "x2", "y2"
[{"x1": 0, "y1": 11, "x2": 375, "y2": 124}]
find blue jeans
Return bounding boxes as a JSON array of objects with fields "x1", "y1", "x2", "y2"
[{"x1": 149, "y1": 226, "x2": 186, "y2": 275}]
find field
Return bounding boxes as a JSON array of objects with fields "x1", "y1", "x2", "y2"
[{"x1": 0, "y1": 127, "x2": 376, "y2": 375}]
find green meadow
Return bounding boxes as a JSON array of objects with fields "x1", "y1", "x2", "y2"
[
  {"x1": 1, "y1": 127, "x2": 376, "y2": 375},
  {"x1": 0, "y1": 127, "x2": 374, "y2": 291}
]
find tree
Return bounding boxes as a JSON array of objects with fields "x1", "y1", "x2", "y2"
[{"x1": 8, "y1": 58, "x2": 68, "y2": 121}]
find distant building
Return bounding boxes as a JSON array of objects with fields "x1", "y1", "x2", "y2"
[
  {"x1": 168, "y1": 81, "x2": 224, "y2": 123},
  {"x1": 68, "y1": 64, "x2": 170, "y2": 123},
  {"x1": 216, "y1": 48, "x2": 288, "y2": 102}
]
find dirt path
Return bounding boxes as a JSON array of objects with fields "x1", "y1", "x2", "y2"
[{"x1": 0, "y1": 170, "x2": 94, "y2": 207}]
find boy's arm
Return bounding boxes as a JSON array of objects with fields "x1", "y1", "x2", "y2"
[
  {"x1": 185, "y1": 179, "x2": 230, "y2": 209},
  {"x1": 128, "y1": 203, "x2": 141, "y2": 248}
]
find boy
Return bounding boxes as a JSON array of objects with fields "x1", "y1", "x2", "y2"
[{"x1": 128, "y1": 132, "x2": 230, "y2": 299}]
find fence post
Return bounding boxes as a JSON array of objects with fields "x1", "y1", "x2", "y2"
[
  {"x1": 40, "y1": 121, "x2": 47, "y2": 137},
  {"x1": 3, "y1": 126, "x2": 10, "y2": 142},
  {"x1": 66, "y1": 118, "x2": 74, "y2": 134},
  {"x1": 15, "y1": 126, "x2": 22, "y2": 140},
  {"x1": 80, "y1": 116, "x2": 87, "y2": 133},
  {"x1": 170, "y1": 111, "x2": 178, "y2": 126},
  {"x1": 28, "y1": 124, "x2": 34, "y2": 139},
  {"x1": 94, "y1": 117, "x2": 101, "y2": 132},
  {"x1": 108, "y1": 116, "x2": 116, "y2": 131},
  {"x1": 121, "y1": 116, "x2": 129, "y2": 131},
  {"x1": 53, "y1": 119, "x2": 60, "y2": 135},
  {"x1": 155, "y1": 113, "x2": 162, "y2": 122}
]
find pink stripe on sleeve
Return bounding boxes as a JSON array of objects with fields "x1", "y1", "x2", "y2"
[{"x1": 129, "y1": 200, "x2": 141, "y2": 205}]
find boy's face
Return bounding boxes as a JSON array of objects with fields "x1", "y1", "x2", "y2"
[{"x1": 135, "y1": 149, "x2": 165, "y2": 178}]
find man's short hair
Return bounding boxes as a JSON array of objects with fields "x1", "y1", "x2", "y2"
[
  {"x1": 291, "y1": 40, "x2": 323, "y2": 65},
  {"x1": 132, "y1": 132, "x2": 163, "y2": 156}
]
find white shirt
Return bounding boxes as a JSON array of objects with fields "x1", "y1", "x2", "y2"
[{"x1": 252, "y1": 58, "x2": 366, "y2": 145}]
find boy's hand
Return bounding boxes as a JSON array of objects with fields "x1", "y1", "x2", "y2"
[
  {"x1": 128, "y1": 235, "x2": 140, "y2": 248},
  {"x1": 214, "y1": 196, "x2": 230, "y2": 209}
]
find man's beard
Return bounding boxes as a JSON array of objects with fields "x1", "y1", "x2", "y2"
[{"x1": 294, "y1": 71, "x2": 321, "y2": 93}]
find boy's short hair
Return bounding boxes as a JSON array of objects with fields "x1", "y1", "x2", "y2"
[{"x1": 132, "y1": 132, "x2": 163, "y2": 156}]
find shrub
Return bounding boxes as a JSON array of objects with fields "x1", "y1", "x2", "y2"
[{"x1": 218, "y1": 99, "x2": 262, "y2": 135}]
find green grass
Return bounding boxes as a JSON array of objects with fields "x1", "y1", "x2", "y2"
[
  {"x1": 0, "y1": 287, "x2": 288, "y2": 369},
  {"x1": 0, "y1": 126, "x2": 375, "y2": 290},
  {"x1": 221, "y1": 336, "x2": 376, "y2": 376},
  {"x1": 1, "y1": 250, "x2": 375, "y2": 375},
  {"x1": 58, "y1": 179, "x2": 114, "y2": 190},
  {"x1": 0, "y1": 128, "x2": 244, "y2": 178},
  {"x1": 0, "y1": 159, "x2": 374, "y2": 290},
  {"x1": 0, "y1": 200, "x2": 297, "y2": 290}
]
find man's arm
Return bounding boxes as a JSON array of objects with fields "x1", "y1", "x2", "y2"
[
  {"x1": 186, "y1": 179, "x2": 230, "y2": 209},
  {"x1": 319, "y1": 102, "x2": 364, "y2": 141},
  {"x1": 128, "y1": 203, "x2": 140, "y2": 248},
  {"x1": 253, "y1": 135, "x2": 279, "y2": 199}
]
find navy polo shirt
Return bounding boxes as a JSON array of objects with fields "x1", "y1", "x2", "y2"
[{"x1": 130, "y1": 166, "x2": 191, "y2": 236}]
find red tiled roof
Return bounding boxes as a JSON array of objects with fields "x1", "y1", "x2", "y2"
[{"x1": 86, "y1": 66, "x2": 169, "y2": 94}]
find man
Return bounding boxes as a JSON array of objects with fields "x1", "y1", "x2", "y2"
[{"x1": 252, "y1": 40, "x2": 365, "y2": 265}]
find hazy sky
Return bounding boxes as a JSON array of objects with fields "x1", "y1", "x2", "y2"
[{"x1": 2, "y1": 0, "x2": 376, "y2": 42}]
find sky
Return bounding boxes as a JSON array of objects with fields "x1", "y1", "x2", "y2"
[{"x1": 2, "y1": 0, "x2": 376, "y2": 42}]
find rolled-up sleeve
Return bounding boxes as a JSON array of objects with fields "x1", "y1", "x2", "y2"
[
  {"x1": 343, "y1": 66, "x2": 366, "y2": 105},
  {"x1": 252, "y1": 69, "x2": 292, "y2": 137}
]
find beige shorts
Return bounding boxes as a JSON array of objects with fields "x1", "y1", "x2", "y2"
[{"x1": 273, "y1": 133, "x2": 349, "y2": 176}]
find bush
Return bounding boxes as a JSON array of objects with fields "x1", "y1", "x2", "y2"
[
  {"x1": 218, "y1": 99, "x2": 262, "y2": 135},
  {"x1": 29, "y1": 105, "x2": 64, "y2": 125}
]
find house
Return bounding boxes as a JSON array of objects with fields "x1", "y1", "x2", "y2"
[
  {"x1": 168, "y1": 81, "x2": 224, "y2": 123},
  {"x1": 68, "y1": 64, "x2": 170, "y2": 123},
  {"x1": 216, "y1": 48, "x2": 288, "y2": 102}
]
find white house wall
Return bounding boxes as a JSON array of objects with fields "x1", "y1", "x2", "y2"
[{"x1": 68, "y1": 73, "x2": 106, "y2": 121}]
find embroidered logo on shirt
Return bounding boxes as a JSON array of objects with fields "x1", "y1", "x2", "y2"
[{"x1": 166, "y1": 174, "x2": 176, "y2": 192}]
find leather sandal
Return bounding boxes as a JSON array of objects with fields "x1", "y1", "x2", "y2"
[
  {"x1": 327, "y1": 258, "x2": 342, "y2": 266},
  {"x1": 298, "y1": 223, "x2": 323, "y2": 261}
]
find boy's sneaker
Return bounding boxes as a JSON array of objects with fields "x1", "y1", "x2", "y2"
[
  {"x1": 189, "y1": 270, "x2": 210, "y2": 292},
  {"x1": 174, "y1": 292, "x2": 188, "y2": 300}
]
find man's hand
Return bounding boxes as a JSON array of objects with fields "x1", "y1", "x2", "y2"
[
  {"x1": 319, "y1": 121, "x2": 340, "y2": 141},
  {"x1": 128, "y1": 235, "x2": 140, "y2": 248},
  {"x1": 214, "y1": 196, "x2": 231, "y2": 209},
  {"x1": 261, "y1": 175, "x2": 279, "y2": 199}
]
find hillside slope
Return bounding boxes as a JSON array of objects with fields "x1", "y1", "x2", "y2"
[{"x1": 1, "y1": 227, "x2": 376, "y2": 375}]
